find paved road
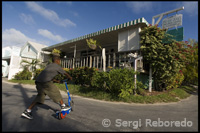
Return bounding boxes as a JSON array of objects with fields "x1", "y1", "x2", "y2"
[{"x1": 2, "y1": 80, "x2": 198, "y2": 132}]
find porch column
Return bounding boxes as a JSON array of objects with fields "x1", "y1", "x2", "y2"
[
  {"x1": 113, "y1": 53, "x2": 116, "y2": 68},
  {"x1": 83, "y1": 57, "x2": 86, "y2": 67},
  {"x1": 80, "y1": 58, "x2": 82, "y2": 67},
  {"x1": 108, "y1": 54, "x2": 111, "y2": 67},
  {"x1": 93, "y1": 56, "x2": 96, "y2": 68},
  {"x1": 86, "y1": 57, "x2": 88, "y2": 67},
  {"x1": 97, "y1": 56, "x2": 99, "y2": 69},
  {"x1": 90, "y1": 56, "x2": 92, "y2": 68},
  {"x1": 102, "y1": 48, "x2": 106, "y2": 72},
  {"x1": 73, "y1": 58, "x2": 75, "y2": 68}
]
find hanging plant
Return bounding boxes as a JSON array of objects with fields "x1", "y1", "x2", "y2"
[
  {"x1": 86, "y1": 38, "x2": 102, "y2": 50},
  {"x1": 52, "y1": 48, "x2": 61, "y2": 56}
]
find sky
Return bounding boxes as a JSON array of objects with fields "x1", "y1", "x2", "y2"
[{"x1": 2, "y1": 1, "x2": 198, "y2": 48}]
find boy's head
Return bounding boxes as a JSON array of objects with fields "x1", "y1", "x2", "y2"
[{"x1": 52, "y1": 56, "x2": 61, "y2": 64}]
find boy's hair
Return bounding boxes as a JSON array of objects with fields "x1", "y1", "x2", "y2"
[{"x1": 52, "y1": 56, "x2": 60, "y2": 62}]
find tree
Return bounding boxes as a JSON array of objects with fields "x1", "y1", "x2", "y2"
[
  {"x1": 182, "y1": 39, "x2": 198, "y2": 85},
  {"x1": 139, "y1": 25, "x2": 185, "y2": 90},
  {"x1": 20, "y1": 59, "x2": 41, "y2": 73}
]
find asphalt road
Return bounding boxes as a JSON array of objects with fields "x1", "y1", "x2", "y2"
[{"x1": 2, "y1": 80, "x2": 198, "y2": 132}]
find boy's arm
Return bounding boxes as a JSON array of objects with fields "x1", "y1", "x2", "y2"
[
  {"x1": 64, "y1": 73, "x2": 72, "y2": 81},
  {"x1": 52, "y1": 79, "x2": 61, "y2": 83}
]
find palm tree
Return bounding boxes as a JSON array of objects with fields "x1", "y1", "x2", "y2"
[{"x1": 20, "y1": 59, "x2": 41, "y2": 73}]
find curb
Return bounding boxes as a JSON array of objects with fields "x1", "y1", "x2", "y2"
[{"x1": 2, "y1": 80, "x2": 198, "y2": 106}]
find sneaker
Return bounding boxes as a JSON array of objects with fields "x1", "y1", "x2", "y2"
[
  {"x1": 21, "y1": 110, "x2": 33, "y2": 120},
  {"x1": 61, "y1": 105, "x2": 71, "y2": 111}
]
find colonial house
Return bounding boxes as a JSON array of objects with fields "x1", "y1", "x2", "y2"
[
  {"x1": 2, "y1": 41, "x2": 50, "y2": 80},
  {"x1": 42, "y1": 17, "x2": 150, "y2": 87},
  {"x1": 20, "y1": 41, "x2": 50, "y2": 70}
]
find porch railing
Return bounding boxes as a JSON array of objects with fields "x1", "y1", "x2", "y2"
[{"x1": 61, "y1": 52, "x2": 144, "y2": 72}]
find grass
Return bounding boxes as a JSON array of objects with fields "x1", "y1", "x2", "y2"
[
  {"x1": 7, "y1": 79, "x2": 198, "y2": 104},
  {"x1": 8, "y1": 79, "x2": 36, "y2": 85}
]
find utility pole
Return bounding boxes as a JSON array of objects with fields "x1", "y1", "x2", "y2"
[{"x1": 149, "y1": 6, "x2": 184, "y2": 92}]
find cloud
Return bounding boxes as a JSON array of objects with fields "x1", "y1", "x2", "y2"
[
  {"x1": 38, "y1": 29, "x2": 66, "y2": 42},
  {"x1": 2, "y1": 28, "x2": 37, "y2": 47},
  {"x1": 70, "y1": 11, "x2": 79, "y2": 17},
  {"x1": 181, "y1": 2, "x2": 198, "y2": 17},
  {"x1": 126, "y1": 2, "x2": 153, "y2": 14},
  {"x1": 26, "y1": 2, "x2": 76, "y2": 27},
  {"x1": 19, "y1": 13, "x2": 35, "y2": 25}
]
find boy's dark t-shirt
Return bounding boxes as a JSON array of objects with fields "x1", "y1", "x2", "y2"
[{"x1": 36, "y1": 63, "x2": 66, "y2": 82}]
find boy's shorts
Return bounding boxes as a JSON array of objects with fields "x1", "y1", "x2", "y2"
[{"x1": 33, "y1": 81, "x2": 62, "y2": 104}]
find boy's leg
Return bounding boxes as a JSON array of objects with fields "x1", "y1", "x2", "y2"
[
  {"x1": 59, "y1": 99, "x2": 64, "y2": 105},
  {"x1": 21, "y1": 82, "x2": 46, "y2": 119},
  {"x1": 21, "y1": 100, "x2": 38, "y2": 120},
  {"x1": 44, "y1": 81, "x2": 70, "y2": 111},
  {"x1": 28, "y1": 101, "x2": 38, "y2": 110}
]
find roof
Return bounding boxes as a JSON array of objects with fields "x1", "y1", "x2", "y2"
[
  {"x1": 27, "y1": 41, "x2": 48, "y2": 52},
  {"x1": 42, "y1": 17, "x2": 149, "y2": 52},
  {"x1": 20, "y1": 41, "x2": 48, "y2": 54}
]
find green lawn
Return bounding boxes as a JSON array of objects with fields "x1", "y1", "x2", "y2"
[
  {"x1": 8, "y1": 79, "x2": 36, "y2": 85},
  {"x1": 8, "y1": 79, "x2": 197, "y2": 104}
]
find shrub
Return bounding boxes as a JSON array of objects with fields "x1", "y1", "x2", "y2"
[
  {"x1": 91, "y1": 71, "x2": 109, "y2": 91},
  {"x1": 67, "y1": 67, "x2": 97, "y2": 85},
  {"x1": 166, "y1": 72, "x2": 184, "y2": 90},
  {"x1": 33, "y1": 68, "x2": 44, "y2": 80},
  {"x1": 91, "y1": 68, "x2": 146, "y2": 98},
  {"x1": 14, "y1": 68, "x2": 32, "y2": 80},
  {"x1": 53, "y1": 67, "x2": 97, "y2": 85},
  {"x1": 108, "y1": 68, "x2": 136, "y2": 97}
]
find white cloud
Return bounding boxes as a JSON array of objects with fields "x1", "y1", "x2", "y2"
[
  {"x1": 26, "y1": 2, "x2": 76, "y2": 27},
  {"x1": 70, "y1": 11, "x2": 79, "y2": 17},
  {"x1": 19, "y1": 13, "x2": 35, "y2": 25},
  {"x1": 38, "y1": 29, "x2": 66, "y2": 42},
  {"x1": 2, "y1": 28, "x2": 36, "y2": 47},
  {"x1": 126, "y1": 2, "x2": 153, "y2": 14}
]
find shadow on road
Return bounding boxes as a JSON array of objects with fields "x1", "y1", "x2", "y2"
[{"x1": 2, "y1": 82, "x2": 81, "y2": 131}]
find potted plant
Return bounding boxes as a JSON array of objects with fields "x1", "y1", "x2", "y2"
[
  {"x1": 86, "y1": 38, "x2": 102, "y2": 50},
  {"x1": 52, "y1": 48, "x2": 61, "y2": 57}
]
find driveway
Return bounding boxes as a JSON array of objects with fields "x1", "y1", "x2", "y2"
[{"x1": 2, "y1": 79, "x2": 198, "y2": 131}]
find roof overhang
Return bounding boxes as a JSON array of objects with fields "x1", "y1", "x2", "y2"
[
  {"x1": 42, "y1": 17, "x2": 149, "y2": 53},
  {"x1": 2, "y1": 56, "x2": 11, "y2": 60}
]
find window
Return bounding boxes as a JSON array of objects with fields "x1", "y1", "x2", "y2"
[{"x1": 28, "y1": 45, "x2": 30, "y2": 52}]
